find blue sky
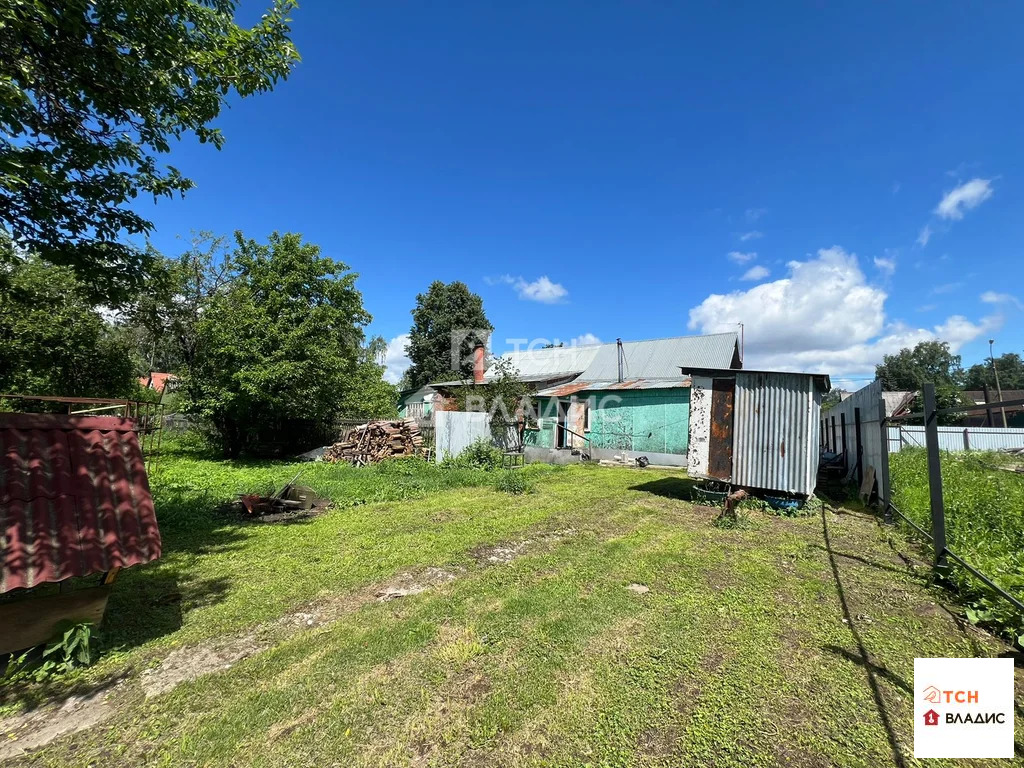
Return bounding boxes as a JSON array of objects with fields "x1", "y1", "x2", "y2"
[{"x1": 140, "y1": 1, "x2": 1024, "y2": 387}]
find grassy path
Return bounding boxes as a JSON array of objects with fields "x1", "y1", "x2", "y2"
[{"x1": 2, "y1": 462, "x2": 1021, "y2": 766}]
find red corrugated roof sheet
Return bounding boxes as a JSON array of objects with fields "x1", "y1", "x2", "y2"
[{"x1": 1, "y1": 414, "x2": 161, "y2": 593}]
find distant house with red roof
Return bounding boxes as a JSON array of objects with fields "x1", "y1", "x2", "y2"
[{"x1": 138, "y1": 371, "x2": 178, "y2": 395}]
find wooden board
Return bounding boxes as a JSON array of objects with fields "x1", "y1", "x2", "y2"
[
  {"x1": 0, "y1": 586, "x2": 111, "y2": 654},
  {"x1": 707, "y1": 378, "x2": 735, "y2": 481}
]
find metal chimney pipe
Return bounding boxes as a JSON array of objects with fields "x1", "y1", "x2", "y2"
[{"x1": 616, "y1": 338, "x2": 624, "y2": 383}]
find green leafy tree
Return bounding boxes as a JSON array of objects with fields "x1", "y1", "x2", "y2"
[
  {"x1": 964, "y1": 353, "x2": 1024, "y2": 391},
  {"x1": 0, "y1": 0, "x2": 299, "y2": 302},
  {"x1": 0, "y1": 255, "x2": 134, "y2": 400},
  {"x1": 183, "y1": 232, "x2": 386, "y2": 457},
  {"x1": 875, "y1": 340, "x2": 968, "y2": 423},
  {"x1": 406, "y1": 281, "x2": 492, "y2": 389},
  {"x1": 123, "y1": 233, "x2": 234, "y2": 374}
]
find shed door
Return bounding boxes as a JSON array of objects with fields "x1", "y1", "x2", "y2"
[{"x1": 707, "y1": 378, "x2": 735, "y2": 481}]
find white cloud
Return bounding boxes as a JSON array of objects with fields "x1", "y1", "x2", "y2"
[
  {"x1": 727, "y1": 250, "x2": 757, "y2": 264},
  {"x1": 745, "y1": 207, "x2": 767, "y2": 222},
  {"x1": 493, "y1": 274, "x2": 568, "y2": 303},
  {"x1": 981, "y1": 291, "x2": 1023, "y2": 310},
  {"x1": 382, "y1": 333, "x2": 411, "y2": 384},
  {"x1": 738, "y1": 230, "x2": 763, "y2": 242},
  {"x1": 687, "y1": 245, "x2": 999, "y2": 381},
  {"x1": 740, "y1": 265, "x2": 769, "y2": 282},
  {"x1": 934, "y1": 177, "x2": 993, "y2": 220},
  {"x1": 916, "y1": 225, "x2": 932, "y2": 247},
  {"x1": 571, "y1": 333, "x2": 601, "y2": 346},
  {"x1": 873, "y1": 255, "x2": 896, "y2": 276}
]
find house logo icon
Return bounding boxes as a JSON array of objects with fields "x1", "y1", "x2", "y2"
[
  {"x1": 922, "y1": 685, "x2": 941, "y2": 703},
  {"x1": 924, "y1": 709, "x2": 940, "y2": 726}
]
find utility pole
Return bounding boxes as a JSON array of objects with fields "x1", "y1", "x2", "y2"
[{"x1": 989, "y1": 338, "x2": 1008, "y2": 428}]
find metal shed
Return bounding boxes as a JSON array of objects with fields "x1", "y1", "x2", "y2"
[{"x1": 683, "y1": 368, "x2": 830, "y2": 496}]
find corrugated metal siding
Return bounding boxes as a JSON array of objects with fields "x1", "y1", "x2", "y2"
[
  {"x1": 732, "y1": 372, "x2": 820, "y2": 495},
  {"x1": 888, "y1": 425, "x2": 1024, "y2": 452},
  {"x1": 1, "y1": 414, "x2": 161, "y2": 593},
  {"x1": 433, "y1": 411, "x2": 491, "y2": 462}
]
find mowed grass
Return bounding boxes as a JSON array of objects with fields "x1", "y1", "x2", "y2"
[{"x1": 5, "y1": 457, "x2": 1024, "y2": 767}]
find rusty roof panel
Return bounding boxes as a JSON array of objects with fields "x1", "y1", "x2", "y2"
[
  {"x1": 536, "y1": 378, "x2": 691, "y2": 396},
  {"x1": 1, "y1": 414, "x2": 161, "y2": 593}
]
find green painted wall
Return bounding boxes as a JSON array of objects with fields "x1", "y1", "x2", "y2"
[{"x1": 524, "y1": 388, "x2": 690, "y2": 455}]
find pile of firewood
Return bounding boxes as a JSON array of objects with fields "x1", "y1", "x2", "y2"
[{"x1": 322, "y1": 418, "x2": 424, "y2": 465}]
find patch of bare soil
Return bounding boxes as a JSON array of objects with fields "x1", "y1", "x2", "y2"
[
  {"x1": 375, "y1": 566, "x2": 460, "y2": 601},
  {"x1": 0, "y1": 682, "x2": 122, "y2": 761},
  {"x1": 141, "y1": 632, "x2": 267, "y2": 697},
  {"x1": 470, "y1": 529, "x2": 577, "y2": 566}
]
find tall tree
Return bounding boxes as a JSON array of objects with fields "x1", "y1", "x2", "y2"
[
  {"x1": 123, "y1": 233, "x2": 234, "y2": 374},
  {"x1": 964, "y1": 353, "x2": 1024, "y2": 391},
  {"x1": 875, "y1": 340, "x2": 967, "y2": 422},
  {"x1": 406, "y1": 281, "x2": 492, "y2": 389},
  {"x1": 0, "y1": 254, "x2": 134, "y2": 400},
  {"x1": 0, "y1": 0, "x2": 299, "y2": 302},
  {"x1": 183, "y1": 232, "x2": 388, "y2": 457}
]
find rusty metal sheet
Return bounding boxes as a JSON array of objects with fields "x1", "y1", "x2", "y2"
[
  {"x1": 1, "y1": 414, "x2": 162, "y2": 593},
  {"x1": 707, "y1": 378, "x2": 735, "y2": 480}
]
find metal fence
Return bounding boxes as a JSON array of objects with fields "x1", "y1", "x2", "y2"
[
  {"x1": 878, "y1": 384, "x2": 1024, "y2": 623},
  {"x1": 434, "y1": 411, "x2": 491, "y2": 463},
  {"x1": 887, "y1": 424, "x2": 1024, "y2": 453}
]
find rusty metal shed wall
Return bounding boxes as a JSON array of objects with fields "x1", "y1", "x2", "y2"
[
  {"x1": 732, "y1": 372, "x2": 822, "y2": 496},
  {"x1": 1, "y1": 413, "x2": 162, "y2": 593}
]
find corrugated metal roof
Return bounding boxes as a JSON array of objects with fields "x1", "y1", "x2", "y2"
[
  {"x1": 535, "y1": 378, "x2": 692, "y2": 396},
  {"x1": 1, "y1": 414, "x2": 162, "y2": 593},
  {"x1": 582, "y1": 333, "x2": 739, "y2": 381},
  {"x1": 680, "y1": 366, "x2": 831, "y2": 392},
  {"x1": 484, "y1": 345, "x2": 600, "y2": 378}
]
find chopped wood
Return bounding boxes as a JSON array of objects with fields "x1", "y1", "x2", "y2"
[{"x1": 322, "y1": 418, "x2": 424, "y2": 464}]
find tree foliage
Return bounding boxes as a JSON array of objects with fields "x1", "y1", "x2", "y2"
[
  {"x1": 964, "y1": 353, "x2": 1024, "y2": 392},
  {"x1": 875, "y1": 340, "x2": 968, "y2": 422},
  {"x1": 0, "y1": 0, "x2": 299, "y2": 302},
  {"x1": 406, "y1": 281, "x2": 492, "y2": 389},
  {"x1": 182, "y1": 232, "x2": 394, "y2": 457},
  {"x1": 0, "y1": 254, "x2": 134, "y2": 400}
]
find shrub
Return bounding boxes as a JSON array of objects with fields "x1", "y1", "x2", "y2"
[
  {"x1": 444, "y1": 438, "x2": 504, "y2": 471},
  {"x1": 3, "y1": 622, "x2": 94, "y2": 683},
  {"x1": 496, "y1": 471, "x2": 534, "y2": 495}
]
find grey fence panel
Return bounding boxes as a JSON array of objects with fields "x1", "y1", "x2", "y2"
[
  {"x1": 434, "y1": 411, "x2": 491, "y2": 463},
  {"x1": 888, "y1": 425, "x2": 1024, "y2": 453}
]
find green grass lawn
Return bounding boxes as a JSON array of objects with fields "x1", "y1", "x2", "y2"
[{"x1": 2, "y1": 455, "x2": 1022, "y2": 767}]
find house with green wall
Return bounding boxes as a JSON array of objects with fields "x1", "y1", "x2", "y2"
[
  {"x1": 433, "y1": 333, "x2": 741, "y2": 467},
  {"x1": 397, "y1": 385, "x2": 437, "y2": 420}
]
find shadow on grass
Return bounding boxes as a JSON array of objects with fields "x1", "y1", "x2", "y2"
[
  {"x1": 629, "y1": 477, "x2": 701, "y2": 501},
  {"x1": 821, "y1": 508, "x2": 908, "y2": 768}
]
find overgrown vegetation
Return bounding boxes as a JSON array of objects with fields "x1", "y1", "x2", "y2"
[
  {"x1": 440, "y1": 437, "x2": 505, "y2": 470},
  {"x1": 890, "y1": 447, "x2": 1024, "y2": 643},
  {"x1": 495, "y1": 470, "x2": 534, "y2": 495}
]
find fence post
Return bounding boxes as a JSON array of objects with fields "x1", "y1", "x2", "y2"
[
  {"x1": 963, "y1": 428, "x2": 970, "y2": 451},
  {"x1": 922, "y1": 383, "x2": 949, "y2": 573},
  {"x1": 853, "y1": 407, "x2": 863, "y2": 484},
  {"x1": 840, "y1": 412, "x2": 847, "y2": 471},
  {"x1": 877, "y1": 397, "x2": 892, "y2": 524}
]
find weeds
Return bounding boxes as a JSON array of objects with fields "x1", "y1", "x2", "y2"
[
  {"x1": 495, "y1": 470, "x2": 534, "y2": 495},
  {"x1": 3, "y1": 623, "x2": 94, "y2": 683},
  {"x1": 890, "y1": 448, "x2": 1024, "y2": 643}
]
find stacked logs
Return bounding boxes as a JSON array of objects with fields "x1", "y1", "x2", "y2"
[{"x1": 322, "y1": 418, "x2": 424, "y2": 465}]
